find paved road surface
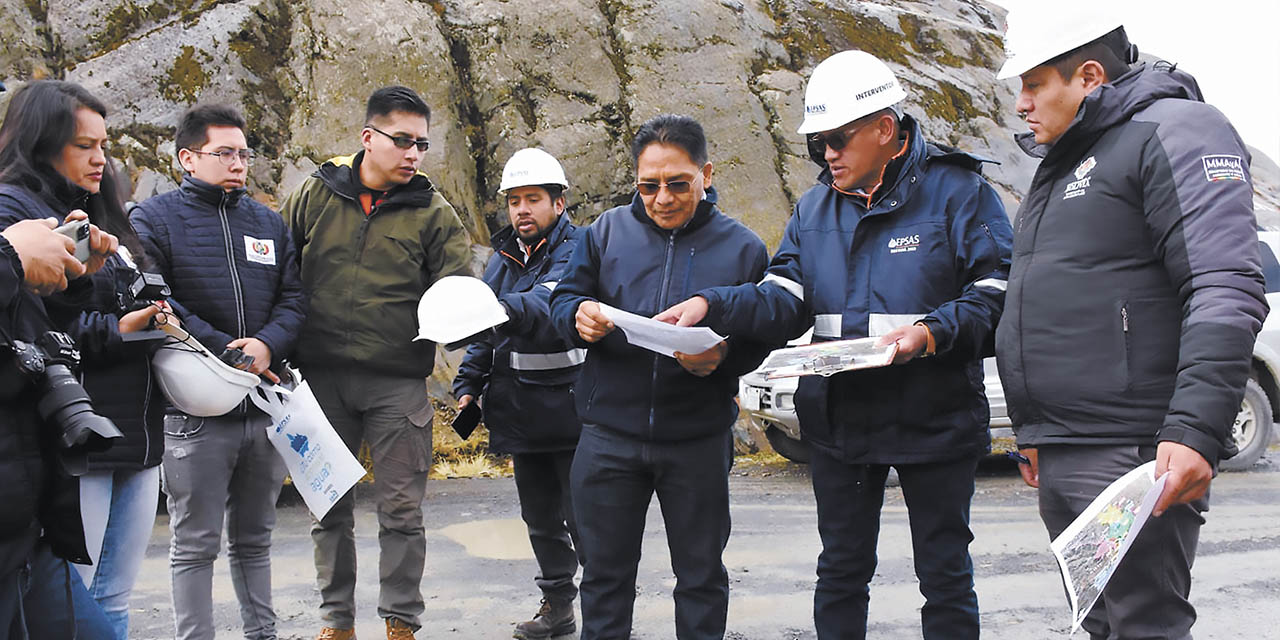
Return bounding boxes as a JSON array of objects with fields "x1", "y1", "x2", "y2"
[{"x1": 127, "y1": 457, "x2": 1280, "y2": 639}]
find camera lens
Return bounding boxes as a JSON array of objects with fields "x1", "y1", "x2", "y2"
[{"x1": 36, "y1": 364, "x2": 123, "y2": 451}]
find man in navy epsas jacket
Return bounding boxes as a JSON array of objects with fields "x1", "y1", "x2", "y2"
[
  {"x1": 452, "y1": 149, "x2": 584, "y2": 640},
  {"x1": 549, "y1": 115, "x2": 775, "y2": 640},
  {"x1": 660, "y1": 52, "x2": 1013, "y2": 640}
]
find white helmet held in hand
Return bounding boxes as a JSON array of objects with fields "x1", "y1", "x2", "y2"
[
  {"x1": 797, "y1": 50, "x2": 907, "y2": 135},
  {"x1": 498, "y1": 148, "x2": 569, "y2": 194},
  {"x1": 997, "y1": 6, "x2": 1122, "y2": 79},
  {"x1": 414, "y1": 275, "x2": 510, "y2": 346},
  {"x1": 152, "y1": 325, "x2": 261, "y2": 417}
]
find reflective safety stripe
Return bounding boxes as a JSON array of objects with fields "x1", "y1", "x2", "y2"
[
  {"x1": 868, "y1": 313, "x2": 925, "y2": 337},
  {"x1": 974, "y1": 278, "x2": 1007, "y2": 292},
  {"x1": 540, "y1": 280, "x2": 558, "y2": 291},
  {"x1": 814, "y1": 314, "x2": 842, "y2": 338},
  {"x1": 762, "y1": 274, "x2": 804, "y2": 300},
  {"x1": 510, "y1": 348, "x2": 587, "y2": 371}
]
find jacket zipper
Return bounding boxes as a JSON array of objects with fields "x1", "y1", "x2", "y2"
[
  {"x1": 1121, "y1": 304, "x2": 1129, "y2": 332},
  {"x1": 648, "y1": 228, "x2": 680, "y2": 438},
  {"x1": 217, "y1": 192, "x2": 248, "y2": 411},
  {"x1": 218, "y1": 192, "x2": 247, "y2": 338}
]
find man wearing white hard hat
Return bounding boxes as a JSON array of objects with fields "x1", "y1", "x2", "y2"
[
  {"x1": 994, "y1": 8, "x2": 1265, "y2": 639},
  {"x1": 451, "y1": 148, "x2": 585, "y2": 640},
  {"x1": 658, "y1": 51, "x2": 1013, "y2": 639}
]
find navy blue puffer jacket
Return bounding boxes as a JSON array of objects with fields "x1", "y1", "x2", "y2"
[{"x1": 132, "y1": 177, "x2": 306, "y2": 414}]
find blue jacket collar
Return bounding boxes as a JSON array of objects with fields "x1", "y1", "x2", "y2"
[{"x1": 181, "y1": 175, "x2": 247, "y2": 207}]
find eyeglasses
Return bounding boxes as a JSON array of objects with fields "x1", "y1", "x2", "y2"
[
  {"x1": 188, "y1": 148, "x2": 255, "y2": 166},
  {"x1": 805, "y1": 118, "x2": 877, "y2": 158},
  {"x1": 635, "y1": 180, "x2": 694, "y2": 197},
  {"x1": 367, "y1": 125, "x2": 431, "y2": 152}
]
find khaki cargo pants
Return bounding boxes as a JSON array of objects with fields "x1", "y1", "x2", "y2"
[{"x1": 303, "y1": 368, "x2": 434, "y2": 630}]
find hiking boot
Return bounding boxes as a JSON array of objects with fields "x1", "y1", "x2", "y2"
[
  {"x1": 513, "y1": 598, "x2": 576, "y2": 639},
  {"x1": 315, "y1": 628, "x2": 356, "y2": 640},
  {"x1": 385, "y1": 617, "x2": 417, "y2": 640}
]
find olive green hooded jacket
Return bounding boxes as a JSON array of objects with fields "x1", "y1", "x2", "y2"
[{"x1": 280, "y1": 152, "x2": 472, "y2": 377}]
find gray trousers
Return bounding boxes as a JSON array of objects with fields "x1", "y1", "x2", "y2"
[
  {"x1": 161, "y1": 412, "x2": 287, "y2": 640},
  {"x1": 1038, "y1": 444, "x2": 1206, "y2": 640},
  {"x1": 304, "y1": 368, "x2": 433, "y2": 630}
]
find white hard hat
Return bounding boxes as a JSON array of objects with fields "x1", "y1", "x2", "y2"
[
  {"x1": 414, "y1": 275, "x2": 509, "y2": 345},
  {"x1": 797, "y1": 50, "x2": 907, "y2": 135},
  {"x1": 151, "y1": 326, "x2": 261, "y2": 417},
  {"x1": 498, "y1": 148, "x2": 569, "y2": 194},
  {"x1": 997, "y1": 7, "x2": 1122, "y2": 80}
]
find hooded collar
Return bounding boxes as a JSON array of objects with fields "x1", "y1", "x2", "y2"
[
  {"x1": 181, "y1": 175, "x2": 247, "y2": 207},
  {"x1": 314, "y1": 151, "x2": 437, "y2": 208},
  {"x1": 1016, "y1": 62, "x2": 1204, "y2": 160},
  {"x1": 627, "y1": 185, "x2": 720, "y2": 235}
]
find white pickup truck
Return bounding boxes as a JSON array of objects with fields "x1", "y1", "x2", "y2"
[{"x1": 739, "y1": 233, "x2": 1280, "y2": 471}]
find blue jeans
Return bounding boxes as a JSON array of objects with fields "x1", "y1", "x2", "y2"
[
  {"x1": 22, "y1": 543, "x2": 115, "y2": 639},
  {"x1": 75, "y1": 467, "x2": 160, "y2": 639}
]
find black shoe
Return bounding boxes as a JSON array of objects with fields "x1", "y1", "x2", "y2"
[{"x1": 513, "y1": 598, "x2": 576, "y2": 639}]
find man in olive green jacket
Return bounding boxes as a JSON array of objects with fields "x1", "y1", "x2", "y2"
[{"x1": 279, "y1": 86, "x2": 472, "y2": 640}]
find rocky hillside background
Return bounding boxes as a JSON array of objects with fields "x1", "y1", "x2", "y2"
[
  {"x1": 2, "y1": 0, "x2": 1274, "y2": 237},
  {"x1": 0, "y1": 0, "x2": 1031, "y2": 247}
]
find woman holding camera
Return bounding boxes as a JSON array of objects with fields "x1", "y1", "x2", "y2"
[{"x1": 0, "y1": 79, "x2": 169, "y2": 640}]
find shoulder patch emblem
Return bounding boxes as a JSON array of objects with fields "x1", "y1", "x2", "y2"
[
  {"x1": 1074, "y1": 156, "x2": 1096, "y2": 180},
  {"x1": 1202, "y1": 154, "x2": 1246, "y2": 182}
]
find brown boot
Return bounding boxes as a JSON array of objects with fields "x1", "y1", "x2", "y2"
[
  {"x1": 385, "y1": 617, "x2": 417, "y2": 640},
  {"x1": 513, "y1": 598, "x2": 576, "y2": 639},
  {"x1": 315, "y1": 628, "x2": 356, "y2": 640}
]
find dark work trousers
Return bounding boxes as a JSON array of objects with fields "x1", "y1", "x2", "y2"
[
  {"x1": 1038, "y1": 444, "x2": 1205, "y2": 640},
  {"x1": 512, "y1": 450, "x2": 583, "y2": 602},
  {"x1": 571, "y1": 424, "x2": 734, "y2": 640},
  {"x1": 0, "y1": 564, "x2": 25, "y2": 640},
  {"x1": 809, "y1": 446, "x2": 980, "y2": 640}
]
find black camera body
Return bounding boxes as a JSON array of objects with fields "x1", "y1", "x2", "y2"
[
  {"x1": 115, "y1": 267, "x2": 170, "y2": 313},
  {"x1": 0, "y1": 331, "x2": 123, "y2": 476}
]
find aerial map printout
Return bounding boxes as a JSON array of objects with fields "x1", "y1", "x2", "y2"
[{"x1": 1050, "y1": 461, "x2": 1168, "y2": 633}]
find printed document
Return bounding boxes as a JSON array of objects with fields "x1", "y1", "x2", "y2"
[{"x1": 598, "y1": 303, "x2": 726, "y2": 357}]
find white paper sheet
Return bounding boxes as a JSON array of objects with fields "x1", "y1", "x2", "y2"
[
  {"x1": 598, "y1": 303, "x2": 726, "y2": 357},
  {"x1": 1050, "y1": 461, "x2": 1169, "y2": 633}
]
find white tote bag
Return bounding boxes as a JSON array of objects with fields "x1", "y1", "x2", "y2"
[{"x1": 250, "y1": 380, "x2": 367, "y2": 520}]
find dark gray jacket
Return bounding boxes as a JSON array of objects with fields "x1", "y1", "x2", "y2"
[{"x1": 995, "y1": 63, "x2": 1267, "y2": 465}]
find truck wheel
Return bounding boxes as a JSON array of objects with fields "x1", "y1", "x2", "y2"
[
  {"x1": 1221, "y1": 378, "x2": 1274, "y2": 471},
  {"x1": 765, "y1": 425, "x2": 810, "y2": 463}
]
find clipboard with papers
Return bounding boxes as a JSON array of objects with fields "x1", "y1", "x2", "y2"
[{"x1": 753, "y1": 337, "x2": 898, "y2": 379}]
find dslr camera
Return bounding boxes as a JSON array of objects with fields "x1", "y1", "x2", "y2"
[{"x1": 0, "y1": 331, "x2": 123, "y2": 475}]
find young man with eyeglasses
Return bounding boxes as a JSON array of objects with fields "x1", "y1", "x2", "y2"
[
  {"x1": 658, "y1": 51, "x2": 1013, "y2": 640},
  {"x1": 549, "y1": 114, "x2": 776, "y2": 640},
  {"x1": 132, "y1": 103, "x2": 306, "y2": 640},
  {"x1": 278, "y1": 85, "x2": 471, "y2": 640}
]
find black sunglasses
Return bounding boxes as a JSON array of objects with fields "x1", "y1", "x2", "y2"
[
  {"x1": 368, "y1": 125, "x2": 431, "y2": 152},
  {"x1": 635, "y1": 180, "x2": 694, "y2": 197},
  {"x1": 805, "y1": 118, "x2": 877, "y2": 159}
]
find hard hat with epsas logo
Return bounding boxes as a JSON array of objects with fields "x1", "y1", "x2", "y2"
[
  {"x1": 498, "y1": 148, "x2": 569, "y2": 194},
  {"x1": 797, "y1": 50, "x2": 907, "y2": 135}
]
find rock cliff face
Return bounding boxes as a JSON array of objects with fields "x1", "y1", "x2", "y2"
[{"x1": 0, "y1": 0, "x2": 1032, "y2": 248}]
